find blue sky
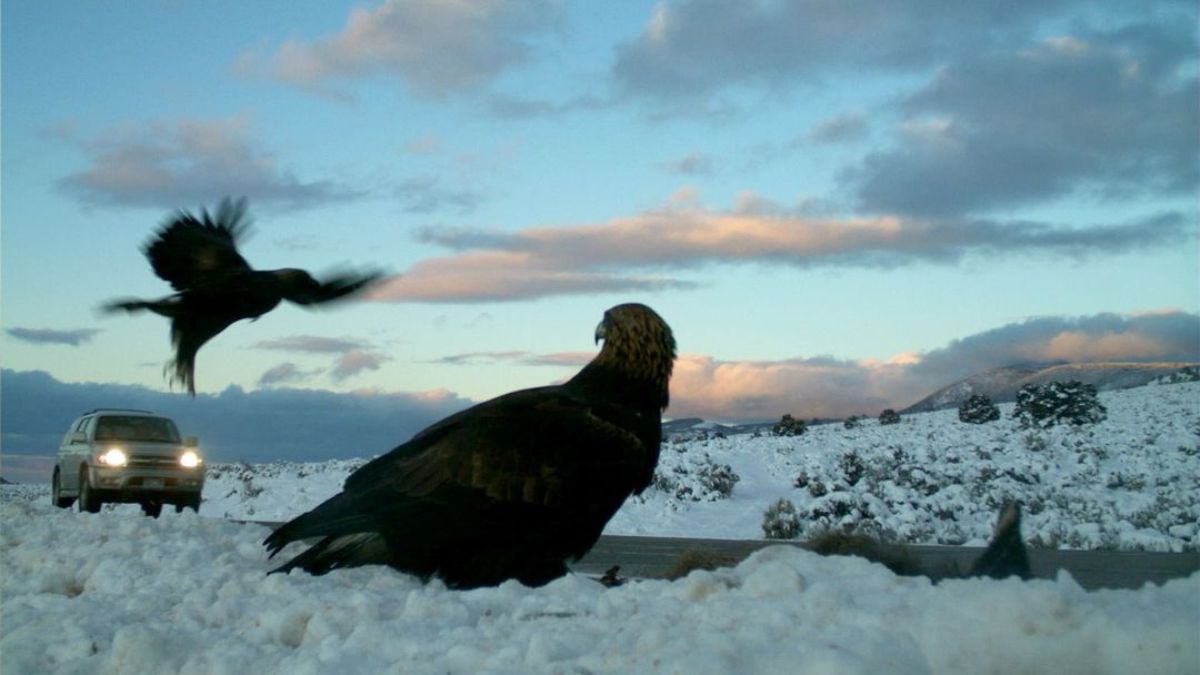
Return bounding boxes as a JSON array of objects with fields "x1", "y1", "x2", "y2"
[{"x1": 3, "y1": 0, "x2": 1198, "y2": 435}]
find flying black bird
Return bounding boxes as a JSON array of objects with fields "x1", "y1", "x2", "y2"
[
  {"x1": 103, "y1": 198, "x2": 380, "y2": 395},
  {"x1": 264, "y1": 303, "x2": 676, "y2": 589}
]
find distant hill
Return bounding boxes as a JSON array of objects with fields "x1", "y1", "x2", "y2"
[{"x1": 902, "y1": 362, "x2": 1200, "y2": 413}]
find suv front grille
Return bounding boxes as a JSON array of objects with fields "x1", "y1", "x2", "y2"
[{"x1": 127, "y1": 456, "x2": 179, "y2": 468}]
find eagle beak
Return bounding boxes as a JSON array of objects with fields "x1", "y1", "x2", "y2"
[{"x1": 594, "y1": 319, "x2": 607, "y2": 345}]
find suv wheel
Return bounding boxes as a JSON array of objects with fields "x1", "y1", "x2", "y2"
[
  {"x1": 174, "y1": 494, "x2": 201, "y2": 513},
  {"x1": 78, "y1": 473, "x2": 102, "y2": 514},
  {"x1": 52, "y1": 470, "x2": 75, "y2": 509},
  {"x1": 141, "y1": 502, "x2": 163, "y2": 518}
]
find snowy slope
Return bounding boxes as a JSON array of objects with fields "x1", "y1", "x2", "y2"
[
  {"x1": 170, "y1": 381, "x2": 1200, "y2": 551},
  {"x1": 903, "y1": 362, "x2": 1198, "y2": 412},
  {"x1": 1, "y1": 498, "x2": 1197, "y2": 675},
  {"x1": 6, "y1": 383, "x2": 1198, "y2": 553}
]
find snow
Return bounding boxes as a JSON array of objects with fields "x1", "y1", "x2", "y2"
[
  {"x1": 118, "y1": 381, "x2": 1200, "y2": 551},
  {"x1": 2, "y1": 498, "x2": 1197, "y2": 674},
  {"x1": 2, "y1": 382, "x2": 1199, "y2": 673}
]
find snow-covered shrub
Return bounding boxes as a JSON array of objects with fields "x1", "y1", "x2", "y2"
[
  {"x1": 762, "y1": 498, "x2": 802, "y2": 539},
  {"x1": 958, "y1": 394, "x2": 1001, "y2": 424},
  {"x1": 1013, "y1": 381, "x2": 1107, "y2": 428},
  {"x1": 1022, "y1": 432, "x2": 1048, "y2": 453},
  {"x1": 651, "y1": 453, "x2": 740, "y2": 502},
  {"x1": 843, "y1": 416, "x2": 861, "y2": 430},
  {"x1": 879, "y1": 409, "x2": 901, "y2": 425},
  {"x1": 697, "y1": 462, "x2": 740, "y2": 498},
  {"x1": 772, "y1": 414, "x2": 807, "y2": 436},
  {"x1": 805, "y1": 492, "x2": 880, "y2": 537},
  {"x1": 838, "y1": 451, "x2": 866, "y2": 486}
]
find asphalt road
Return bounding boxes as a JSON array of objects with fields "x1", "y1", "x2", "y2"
[
  {"x1": 254, "y1": 522, "x2": 1199, "y2": 590},
  {"x1": 570, "y1": 535, "x2": 1200, "y2": 590}
]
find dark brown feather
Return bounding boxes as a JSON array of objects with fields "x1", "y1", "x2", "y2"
[
  {"x1": 101, "y1": 198, "x2": 379, "y2": 395},
  {"x1": 264, "y1": 303, "x2": 676, "y2": 588}
]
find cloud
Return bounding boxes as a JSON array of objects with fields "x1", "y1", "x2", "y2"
[
  {"x1": 252, "y1": 335, "x2": 372, "y2": 354},
  {"x1": 667, "y1": 311, "x2": 1200, "y2": 421},
  {"x1": 806, "y1": 113, "x2": 869, "y2": 144},
  {"x1": 6, "y1": 327, "x2": 101, "y2": 347},
  {"x1": 432, "y1": 350, "x2": 593, "y2": 367},
  {"x1": 395, "y1": 176, "x2": 486, "y2": 214},
  {"x1": 0, "y1": 369, "x2": 471, "y2": 465},
  {"x1": 257, "y1": 362, "x2": 319, "y2": 388},
  {"x1": 331, "y1": 349, "x2": 391, "y2": 381},
  {"x1": 369, "y1": 191, "x2": 1190, "y2": 302},
  {"x1": 252, "y1": 335, "x2": 389, "y2": 383},
  {"x1": 852, "y1": 24, "x2": 1199, "y2": 216},
  {"x1": 243, "y1": 0, "x2": 564, "y2": 98},
  {"x1": 368, "y1": 249, "x2": 698, "y2": 303},
  {"x1": 57, "y1": 116, "x2": 361, "y2": 211},
  {"x1": 661, "y1": 152, "x2": 716, "y2": 176},
  {"x1": 612, "y1": 0, "x2": 1082, "y2": 100},
  {"x1": 907, "y1": 311, "x2": 1200, "y2": 385}
]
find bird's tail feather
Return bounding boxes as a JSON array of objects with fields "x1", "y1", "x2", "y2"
[
  {"x1": 268, "y1": 532, "x2": 391, "y2": 576},
  {"x1": 264, "y1": 492, "x2": 383, "y2": 557}
]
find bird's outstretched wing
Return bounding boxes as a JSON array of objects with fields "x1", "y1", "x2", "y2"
[
  {"x1": 278, "y1": 269, "x2": 383, "y2": 306},
  {"x1": 146, "y1": 197, "x2": 253, "y2": 291}
]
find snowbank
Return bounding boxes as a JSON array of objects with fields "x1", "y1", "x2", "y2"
[{"x1": 2, "y1": 499, "x2": 1196, "y2": 675}]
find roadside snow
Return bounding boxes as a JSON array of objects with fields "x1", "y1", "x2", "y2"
[{"x1": 1, "y1": 498, "x2": 1196, "y2": 675}]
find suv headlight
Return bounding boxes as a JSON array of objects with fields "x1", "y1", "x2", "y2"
[
  {"x1": 180, "y1": 450, "x2": 202, "y2": 468},
  {"x1": 99, "y1": 447, "x2": 127, "y2": 467}
]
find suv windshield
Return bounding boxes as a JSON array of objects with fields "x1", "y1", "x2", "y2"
[{"x1": 94, "y1": 416, "x2": 182, "y2": 443}]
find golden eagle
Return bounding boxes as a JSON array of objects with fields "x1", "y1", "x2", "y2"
[
  {"x1": 103, "y1": 198, "x2": 379, "y2": 395},
  {"x1": 264, "y1": 303, "x2": 676, "y2": 588}
]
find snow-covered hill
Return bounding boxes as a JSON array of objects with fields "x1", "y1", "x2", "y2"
[
  {"x1": 194, "y1": 381, "x2": 1198, "y2": 552},
  {"x1": 7, "y1": 382, "x2": 1198, "y2": 551},
  {"x1": 903, "y1": 361, "x2": 1198, "y2": 412}
]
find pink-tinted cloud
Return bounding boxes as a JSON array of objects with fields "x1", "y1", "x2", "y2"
[
  {"x1": 667, "y1": 311, "x2": 1200, "y2": 421},
  {"x1": 370, "y1": 192, "x2": 1187, "y2": 302},
  {"x1": 243, "y1": 0, "x2": 562, "y2": 98},
  {"x1": 368, "y1": 250, "x2": 696, "y2": 303},
  {"x1": 432, "y1": 350, "x2": 594, "y2": 367},
  {"x1": 668, "y1": 354, "x2": 905, "y2": 421}
]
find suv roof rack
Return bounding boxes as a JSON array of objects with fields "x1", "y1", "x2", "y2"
[{"x1": 83, "y1": 408, "x2": 155, "y2": 415}]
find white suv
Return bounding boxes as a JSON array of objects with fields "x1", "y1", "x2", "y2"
[{"x1": 52, "y1": 409, "x2": 205, "y2": 517}]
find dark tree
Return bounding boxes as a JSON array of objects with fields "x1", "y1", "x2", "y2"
[
  {"x1": 1013, "y1": 381, "x2": 1107, "y2": 428},
  {"x1": 958, "y1": 394, "x2": 1001, "y2": 424},
  {"x1": 772, "y1": 414, "x2": 807, "y2": 436}
]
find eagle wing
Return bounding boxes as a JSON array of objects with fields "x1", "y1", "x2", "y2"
[
  {"x1": 146, "y1": 197, "x2": 252, "y2": 291},
  {"x1": 281, "y1": 270, "x2": 382, "y2": 306},
  {"x1": 263, "y1": 385, "x2": 654, "y2": 556}
]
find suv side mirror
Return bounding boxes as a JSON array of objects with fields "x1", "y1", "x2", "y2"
[
  {"x1": 184, "y1": 436, "x2": 199, "y2": 447},
  {"x1": 71, "y1": 431, "x2": 87, "y2": 444}
]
